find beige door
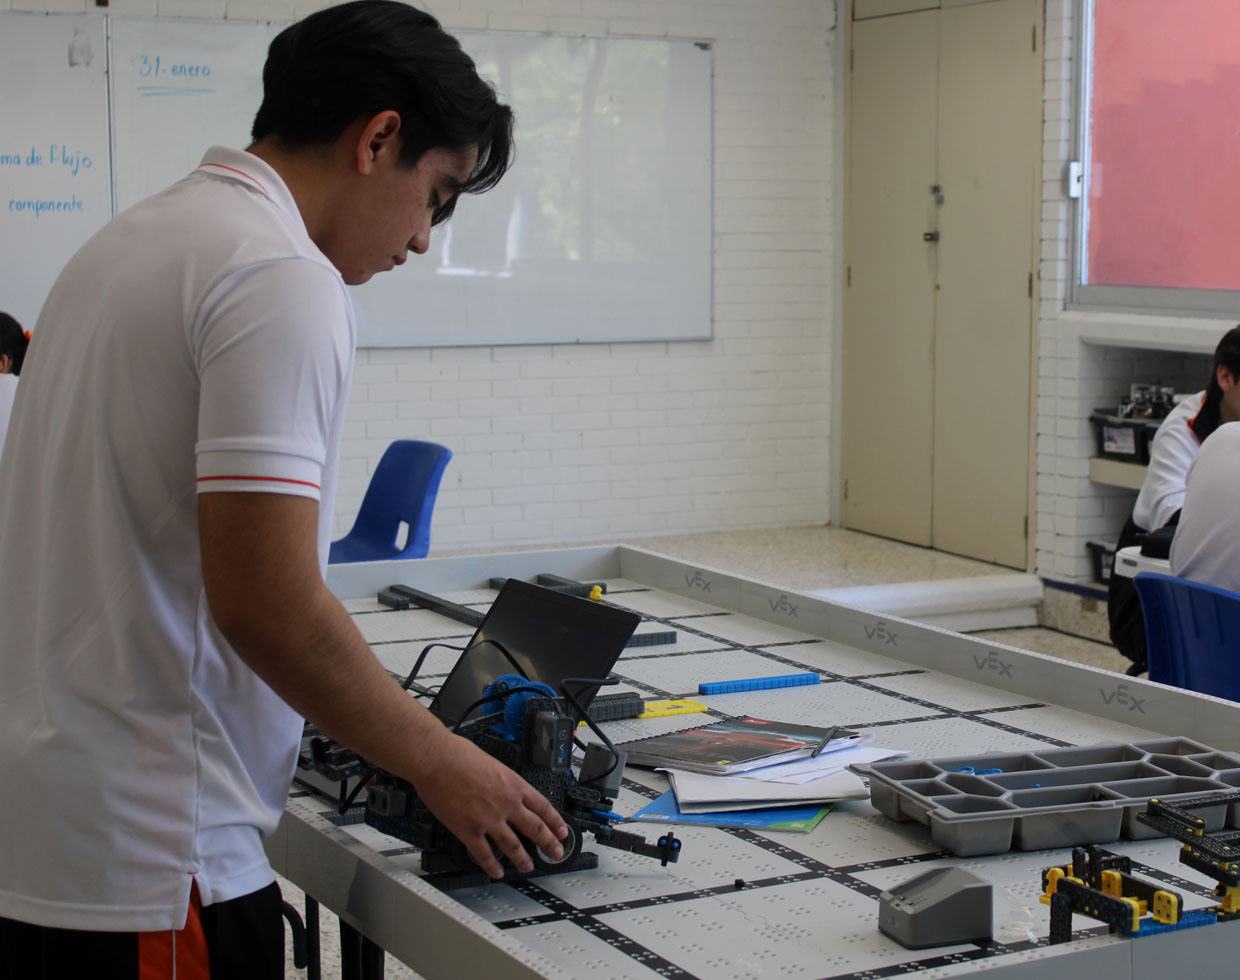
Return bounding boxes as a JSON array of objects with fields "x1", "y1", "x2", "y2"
[
  {"x1": 843, "y1": 0, "x2": 1041, "y2": 568},
  {"x1": 933, "y1": 0, "x2": 1041, "y2": 567},
  {"x1": 842, "y1": 10, "x2": 939, "y2": 546}
]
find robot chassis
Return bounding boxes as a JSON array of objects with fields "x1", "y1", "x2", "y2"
[{"x1": 302, "y1": 678, "x2": 682, "y2": 889}]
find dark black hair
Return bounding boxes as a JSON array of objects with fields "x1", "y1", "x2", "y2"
[
  {"x1": 0, "y1": 313, "x2": 28, "y2": 376},
  {"x1": 1192, "y1": 325, "x2": 1240, "y2": 439},
  {"x1": 251, "y1": 0, "x2": 513, "y2": 225},
  {"x1": 1209, "y1": 326, "x2": 1240, "y2": 392}
]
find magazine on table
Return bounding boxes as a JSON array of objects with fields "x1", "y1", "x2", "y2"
[{"x1": 616, "y1": 716, "x2": 868, "y2": 775}]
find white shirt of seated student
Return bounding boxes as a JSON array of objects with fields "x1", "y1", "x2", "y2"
[
  {"x1": 1132, "y1": 391, "x2": 1205, "y2": 532},
  {"x1": 1170, "y1": 420, "x2": 1240, "y2": 595},
  {"x1": 1134, "y1": 363, "x2": 1240, "y2": 533}
]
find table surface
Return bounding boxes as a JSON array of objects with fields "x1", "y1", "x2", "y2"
[{"x1": 266, "y1": 547, "x2": 1240, "y2": 980}]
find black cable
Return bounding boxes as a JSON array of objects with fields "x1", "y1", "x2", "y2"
[
  {"x1": 402, "y1": 637, "x2": 525, "y2": 692},
  {"x1": 560, "y1": 677, "x2": 622, "y2": 784},
  {"x1": 450, "y1": 682, "x2": 558, "y2": 734},
  {"x1": 466, "y1": 637, "x2": 526, "y2": 676},
  {"x1": 330, "y1": 640, "x2": 533, "y2": 813},
  {"x1": 401, "y1": 642, "x2": 463, "y2": 691},
  {"x1": 338, "y1": 763, "x2": 377, "y2": 814}
]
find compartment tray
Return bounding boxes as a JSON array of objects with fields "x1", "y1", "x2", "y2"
[{"x1": 854, "y1": 738, "x2": 1240, "y2": 857}]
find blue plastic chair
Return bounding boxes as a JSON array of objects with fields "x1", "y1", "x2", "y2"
[
  {"x1": 329, "y1": 440, "x2": 452, "y2": 564},
  {"x1": 1133, "y1": 571, "x2": 1240, "y2": 700}
]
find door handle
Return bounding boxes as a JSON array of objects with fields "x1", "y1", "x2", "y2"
[{"x1": 923, "y1": 232, "x2": 940, "y2": 243}]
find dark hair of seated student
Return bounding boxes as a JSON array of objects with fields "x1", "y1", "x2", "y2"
[
  {"x1": 249, "y1": 0, "x2": 514, "y2": 227},
  {"x1": 1193, "y1": 324, "x2": 1240, "y2": 436},
  {"x1": 0, "y1": 314, "x2": 28, "y2": 376}
]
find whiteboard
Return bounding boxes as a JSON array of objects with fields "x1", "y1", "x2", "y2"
[
  {"x1": 350, "y1": 33, "x2": 714, "y2": 347},
  {"x1": 0, "y1": 13, "x2": 112, "y2": 330},
  {"x1": 109, "y1": 18, "x2": 284, "y2": 214},
  {"x1": 4, "y1": 14, "x2": 713, "y2": 347}
]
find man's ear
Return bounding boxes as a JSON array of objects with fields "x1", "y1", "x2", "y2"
[
  {"x1": 0, "y1": 354, "x2": 9, "y2": 374},
  {"x1": 355, "y1": 111, "x2": 402, "y2": 174}
]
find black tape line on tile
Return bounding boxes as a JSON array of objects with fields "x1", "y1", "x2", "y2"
[{"x1": 504, "y1": 880, "x2": 705, "y2": 980}]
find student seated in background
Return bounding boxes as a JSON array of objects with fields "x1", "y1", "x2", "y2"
[
  {"x1": 0, "y1": 313, "x2": 28, "y2": 462},
  {"x1": 1108, "y1": 325, "x2": 1240, "y2": 671},
  {"x1": 1169, "y1": 420, "x2": 1240, "y2": 594}
]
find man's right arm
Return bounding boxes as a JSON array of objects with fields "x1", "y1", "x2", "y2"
[{"x1": 197, "y1": 490, "x2": 567, "y2": 877}]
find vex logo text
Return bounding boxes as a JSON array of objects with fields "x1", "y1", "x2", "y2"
[
  {"x1": 683, "y1": 571, "x2": 712, "y2": 593},
  {"x1": 865, "y1": 621, "x2": 898, "y2": 646},
  {"x1": 973, "y1": 650, "x2": 1013, "y2": 677},
  {"x1": 1100, "y1": 683, "x2": 1146, "y2": 713},
  {"x1": 768, "y1": 594, "x2": 799, "y2": 618}
]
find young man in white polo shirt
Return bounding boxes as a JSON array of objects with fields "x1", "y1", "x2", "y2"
[{"x1": 0, "y1": 4, "x2": 565, "y2": 977}]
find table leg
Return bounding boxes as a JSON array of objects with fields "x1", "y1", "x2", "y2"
[{"x1": 340, "y1": 919, "x2": 386, "y2": 980}]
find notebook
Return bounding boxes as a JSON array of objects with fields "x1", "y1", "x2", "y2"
[{"x1": 427, "y1": 578, "x2": 641, "y2": 728}]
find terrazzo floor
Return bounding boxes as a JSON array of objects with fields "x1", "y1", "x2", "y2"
[
  {"x1": 280, "y1": 524, "x2": 1128, "y2": 979},
  {"x1": 446, "y1": 524, "x2": 1018, "y2": 593}
]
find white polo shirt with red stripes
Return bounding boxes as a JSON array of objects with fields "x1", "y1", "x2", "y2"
[{"x1": 0, "y1": 146, "x2": 355, "y2": 931}]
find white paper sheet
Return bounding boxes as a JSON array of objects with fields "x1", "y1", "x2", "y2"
[
  {"x1": 663, "y1": 768, "x2": 870, "y2": 811},
  {"x1": 729, "y1": 745, "x2": 906, "y2": 784}
]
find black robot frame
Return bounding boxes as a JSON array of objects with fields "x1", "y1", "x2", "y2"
[{"x1": 301, "y1": 683, "x2": 681, "y2": 889}]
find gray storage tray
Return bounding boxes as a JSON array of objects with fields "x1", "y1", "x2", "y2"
[{"x1": 854, "y1": 737, "x2": 1240, "y2": 856}]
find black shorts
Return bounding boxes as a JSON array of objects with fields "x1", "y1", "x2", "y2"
[{"x1": 0, "y1": 881, "x2": 284, "y2": 980}]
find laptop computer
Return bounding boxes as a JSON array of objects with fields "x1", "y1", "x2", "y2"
[{"x1": 427, "y1": 578, "x2": 641, "y2": 728}]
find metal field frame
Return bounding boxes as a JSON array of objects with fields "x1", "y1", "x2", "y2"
[{"x1": 264, "y1": 546, "x2": 1240, "y2": 980}]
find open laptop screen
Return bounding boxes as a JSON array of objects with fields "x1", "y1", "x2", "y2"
[{"x1": 428, "y1": 579, "x2": 640, "y2": 728}]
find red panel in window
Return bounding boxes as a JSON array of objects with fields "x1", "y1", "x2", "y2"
[{"x1": 1088, "y1": 0, "x2": 1240, "y2": 290}]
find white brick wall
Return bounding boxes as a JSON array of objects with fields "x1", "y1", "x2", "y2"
[
  {"x1": 356, "y1": 0, "x2": 835, "y2": 548},
  {"x1": 1037, "y1": 0, "x2": 1231, "y2": 584}
]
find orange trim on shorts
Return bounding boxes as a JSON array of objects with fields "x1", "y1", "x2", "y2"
[{"x1": 138, "y1": 881, "x2": 210, "y2": 980}]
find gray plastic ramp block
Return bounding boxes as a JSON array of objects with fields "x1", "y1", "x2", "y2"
[
  {"x1": 377, "y1": 587, "x2": 411, "y2": 610},
  {"x1": 626, "y1": 630, "x2": 677, "y2": 647},
  {"x1": 878, "y1": 866, "x2": 993, "y2": 949},
  {"x1": 537, "y1": 572, "x2": 607, "y2": 597},
  {"x1": 387, "y1": 585, "x2": 484, "y2": 628}
]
